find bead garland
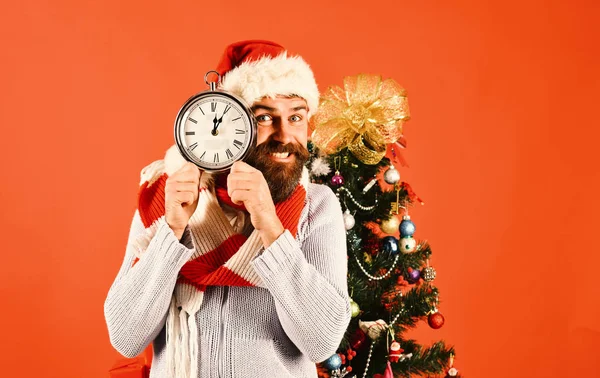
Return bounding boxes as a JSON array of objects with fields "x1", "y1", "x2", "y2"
[
  {"x1": 353, "y1": 253, "x2": 400, "y2": 281},
  {"x1": 356, "y1": 309, "x2": 407, "y2": 378},
  {"x1": 336, "y1": 186, "x2": 377, "y2": 211},
  {"x1": 389, "y1": 307, "x2": 407, "y2": 327},
  {"x1": 360, "y1": 342, "x2": 376, "y2": 378}
]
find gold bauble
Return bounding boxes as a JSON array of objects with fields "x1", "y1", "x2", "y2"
[
  {"x1": 380, "y1": 215, "x2": 400, "y2": 234},
  {"x1": 350, "y1": 300, "x2": 361, "y2": 318}
]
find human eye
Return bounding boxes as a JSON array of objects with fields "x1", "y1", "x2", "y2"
[
  {"x1": 256, "y1": 114, "x2": 273, "y2": 125},
  {"x1": 289, "y1": 114, "x2": 303, "y2": 123}
]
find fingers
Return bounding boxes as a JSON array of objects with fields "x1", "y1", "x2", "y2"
[
  {"x1": 226, "y1": 172, "x2": 259, "y2": 196},
  {"x1": 166, "y1": 162, "x2": 201, "y2": 205},
  {"x1": 229, "y1": 188, "x2": 249, "y2": 206},
  {"x1": 230, "y1": 161, "x2": 257, "y2": 173},
  {"x1": 172, "y1": 182, "x2": 198, "y2": 193},
  {"x1": 171, "y1": 162, "x2": 201, "y2": 183},
  {"x1": 176, "y1": 191, "x2": 196, "y2": 206},
  {"x1": 166, "y1": 183, "x2": 198, "y2": 203}
]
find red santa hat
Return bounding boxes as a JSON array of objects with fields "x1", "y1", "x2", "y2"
[{"x1": 216, "y1": 40, "x2": 320, "y2": 117}]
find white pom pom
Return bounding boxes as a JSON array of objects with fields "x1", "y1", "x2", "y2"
[{"x1": 310, "y1": 157, "x2": 331, "y2": 177}]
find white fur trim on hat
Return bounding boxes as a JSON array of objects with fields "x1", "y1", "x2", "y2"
[{"x1": 219, "y1": 53, "x2": 320, "y2": 117}]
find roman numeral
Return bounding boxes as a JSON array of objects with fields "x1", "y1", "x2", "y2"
[
  {"x1": 211, "y1": 102, "x2": 216, "y2": 112},
  {"x1": 188, "y1": 142, "x2": 198, "y2": 151},
  {"x1": 186, "y1": 131, "x2": 195, "y2": 135},
  {"x1": 223, "y1": 105, "x2": 231, "y2": 115},
  {"x1": 235, "y1": 129, "x2": 245, "y2": 134},
  {"x1": 233, "y1": 139, "x2": 243, "y2": 149},
  {"x1": 188, "y1": 117, "x2": 197, "y2": 124},
  {"x1": 199, "y1": 151, "x2": 206, "y2": 160},
  {"x1": 225, "y1": 149, "x2": 233, "y2": 159},
  {"x1": 232, "y1": 117, "x2": 241, "y2": 122},
  {"x1": 214, "y1": 153, "x2": 219, "y2": 163},
  {"x1": 197, "y1": 104, "x2": 205, "y2": 115}
]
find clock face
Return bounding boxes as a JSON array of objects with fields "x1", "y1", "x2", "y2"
[{"x1": 175, "y1": 92, "x2": 255, "y2": 171}]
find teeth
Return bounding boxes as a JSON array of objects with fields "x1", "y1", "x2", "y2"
[{"x1": 271, "y1": 152, "x2": 290, "y2": 159}]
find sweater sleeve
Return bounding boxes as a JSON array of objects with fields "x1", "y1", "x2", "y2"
[
  {"x1": 104, "y1": 211, "x2": 195, "y2": 358},
  {"x1": 251, "y1": 185, "x2": 351, "y2": 363}
]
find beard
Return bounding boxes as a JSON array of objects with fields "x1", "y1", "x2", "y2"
[{"x1": 245, "y1": 139, "x2": 310, "y2": 203}]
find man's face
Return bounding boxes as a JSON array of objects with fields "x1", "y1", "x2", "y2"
[{"x1": 245, "y1": 96, "x2": 310, "y2": 203}]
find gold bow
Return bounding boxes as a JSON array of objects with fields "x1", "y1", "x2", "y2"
[{"x1": 311, "y1": 74, "x2": 410, "y2": 164}]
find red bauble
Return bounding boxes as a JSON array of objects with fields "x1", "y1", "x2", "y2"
[
  {"x1": 350, "y1": 328, "x2": 367, "y2": 350},
  {"x1": 428, "y1": 312, "x2": 445, "y2": 329}
]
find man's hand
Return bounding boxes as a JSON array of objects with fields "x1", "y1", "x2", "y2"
[
  {"x1": 227, "y1": 161, "x2": 284, "y2": 247},
  {"x1": 165, "y1": 162, "x2": 201, "y2": 240}
]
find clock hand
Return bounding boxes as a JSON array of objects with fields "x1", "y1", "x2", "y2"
[
  {"x1": 213, "y1": 112, "x2": 226, "y2": 132},
  {"x1": 212, "y1": 113, "x2": 219, "y2": 135}
]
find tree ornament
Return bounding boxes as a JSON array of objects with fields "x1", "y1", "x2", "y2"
[
  {"x1": 337, "y1": 186, "x2": 378, "y2": 211},
  {"x1": 350, "y1": 328, "x2": 367, "y2": 350},
  {"x1": 422, "y1": 261, "x2": 437, "y2": 282},
  {"x1": 389, "y1": 341, "x2": 404, "y2": 363},
  {"x1": 396, "y1": 275, "x2": 409, "y2": 286},
  {"x1": 407, "y1": 267, "x2": 421, "y2": 283},
  {"x1": 346, "y1": 348, "x2": 357, "y2": 361},
  {"x1": 310, "y1": 74, "x2": 410, "y2": 165},
  {"x1": 330, "y1": 366, "x2": 353, "y2": 378},
  {"x1": 350, "y1": 299, "x2": 361, "y2": 318},
  {"x1": 310, "y1": 157, "x2": 331, "y2": 177},
  {"x1": 359, "y1": 319, "x2": 388, "y2": 340},
  {"x1": 428, "y1": 311, "x2": 445, "y2": 329},
  {"x1": 331, "y1": 171, "x2": 344, "y2": 186},
  {"x1": 331, "y1": 156, "x2": 344, "y2": 186},
  {"x1": 399, "y1": 236, "x2": 417, "y2": 253},
  {"x1": 380, "y1": 215, "x2": 400, "y2": 234},
  {"x1": 381, "y1": 236, "x2": 399, "y2": 255},
  {"x1": 343, "y1": 210, "x2": 355, "y2": 230},
  {"x1": 362, "y1": 176, "x2": 378, "y2": 193},
  {"x1": 323, "y1": 353, "x2": 342, "y2": 370},
  {"x1": 445, "y1": 354, "x2": 458, "y2": 377},
  {"x1": 399, "y1": 215, "x2": 415, "y2": 237},
  {"x1": 383, "y1": 361, "x2": 394, "y2": 378},
  {"x1": 383, "y1": 165, "x2": 401, "y2": 184}
]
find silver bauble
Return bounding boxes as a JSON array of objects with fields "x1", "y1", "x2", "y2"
[
  {"x1": 343, "y1": 210, "x2": 355, "y2": 230},
  {"x1": 383, "y1": 165, "x2": 401, "y2": 184},
  {"x1": 399, "y1": 237, "x2": 417, "y2": 253}
]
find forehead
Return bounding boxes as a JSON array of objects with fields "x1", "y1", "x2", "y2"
[{"x1": 252, "y1": 96, "x2": 308, "y2": 112}]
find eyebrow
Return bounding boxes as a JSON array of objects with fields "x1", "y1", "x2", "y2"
[
  {"x1": 252, "y1": 105, "x2": 309, "y2": 113},
  {"x1": 252, "y1": 104, "x2": 277, "y2": 112}
]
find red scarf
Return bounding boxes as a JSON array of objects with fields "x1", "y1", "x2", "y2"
[
  {"x1": 138, "y1": 170, "x2": 306, "y2": 289},
  {"x1": 132, "y1": 146, "x2": 308, "y2": 378}
]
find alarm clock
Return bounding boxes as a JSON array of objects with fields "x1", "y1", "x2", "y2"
[{"x1": 174, "y1": 71, "x2": 257, "y2": 172}]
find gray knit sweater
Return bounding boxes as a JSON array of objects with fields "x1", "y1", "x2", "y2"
[{"x1": 104, "y1": 183, "x2": 351, "y2": 378}]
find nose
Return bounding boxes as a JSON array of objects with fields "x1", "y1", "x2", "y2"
[{"x1": 271, "y1": 118, "x2": 294, "y2": 144}]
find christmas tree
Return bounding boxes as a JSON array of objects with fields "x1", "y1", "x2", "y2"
[{"x1": 308, "y1": 74, "x2": 460, "y2": 378}]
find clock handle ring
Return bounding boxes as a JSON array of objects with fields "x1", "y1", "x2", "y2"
[{"x1": 204, "y1": 70, "x2": 221, "y2": 91}]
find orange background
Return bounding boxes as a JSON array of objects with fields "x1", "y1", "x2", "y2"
[{"x1": 1, "y1": 0, "x2": 598, "y2": 377}]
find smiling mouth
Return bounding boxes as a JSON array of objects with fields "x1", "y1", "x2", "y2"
[{"x1": 270, "y1": 152, "x2": 291, "y2": 159}]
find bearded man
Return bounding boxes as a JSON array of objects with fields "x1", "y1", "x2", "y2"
[{"x1": 104, "y1": 40, "x2": 351, "y2": 378}]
